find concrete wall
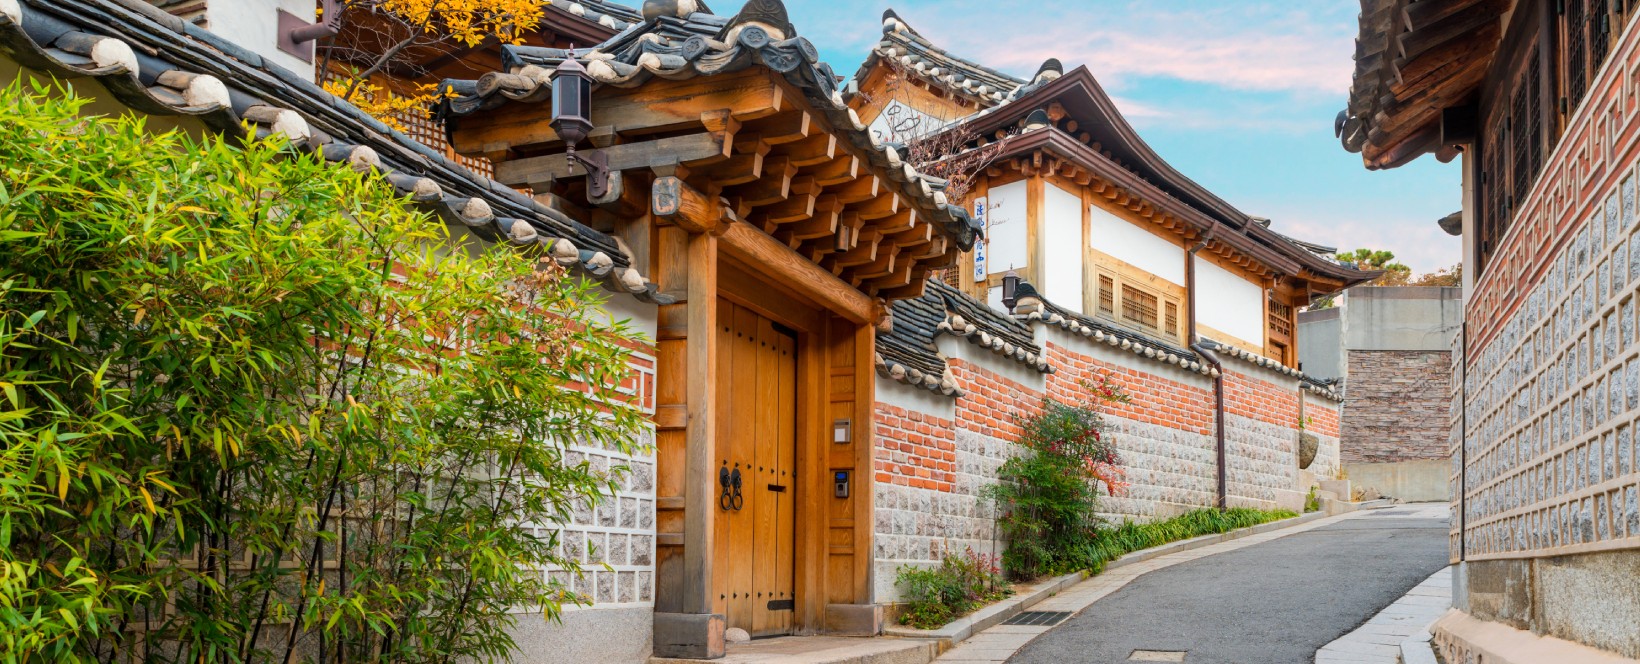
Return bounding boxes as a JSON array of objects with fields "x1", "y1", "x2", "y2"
[
  {"x1": 1343, "y1": 459, "x2": 1448, "y2": 503},
  {"x1": 1341, "y1": 286, "x2": 1463, "y2": 352},
  {"x1": 1297, "y1": 307, "x2": 1343, "y2": 380}
]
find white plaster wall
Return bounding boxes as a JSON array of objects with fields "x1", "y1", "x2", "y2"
[
  {"x1": 1194, "y1": 256, "x2": 1265, "y2": 345},
  {"x1": 984, "y1": 180, "x2": 1030, "y2": 275},
  {"x1": 1089, "y1": 204, "x2": 1184, "y2": 285},
  {"x1": 207, "y1": 0, "x2": 317, "y2": 81},
  {"x1": 1043, "y1": 183, "x2": 1085, "y2": 311}
]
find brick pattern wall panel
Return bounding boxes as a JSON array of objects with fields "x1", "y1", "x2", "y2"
[
  {"x1": 1460, "y1": 26, "x2": 1640, "y2": 562},
  {"x1": 541, "y1": 351, "x2": 659, "y2": 612},
  {"x1": 1342, "y1": 350, "x2": 1453, "y2": 463},
  {"x1": 874, "y1": 404, "x2": 958, "y2": 491}
]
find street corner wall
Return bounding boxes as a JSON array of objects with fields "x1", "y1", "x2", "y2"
[
  {"x1": 1445, "y1": 25, "x2": 1640, "y2": 660},
  {"x1": 510, "y1": 296, "x2": 660, "y2": 663},
  {"x1": 868, "y1": 320, "x2": 1337, "y2": 604}
]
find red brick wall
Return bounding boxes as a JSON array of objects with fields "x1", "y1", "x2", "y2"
[
  {"x1": 1225, "y1": 370, "x2": 1301, "y2": 430},
  {"x1": 1046, "y1": 342, "x2": 1214, "y2": 435},
  {"x1": 873, "y1": 403, "x2": 957, "y2": 492},
  {"x1": 1307, "y1": 395, "x2": 1341, "y2": 439},
  {"x1": 950, "y1": 358, "x2": 1043, "y2": 441}
]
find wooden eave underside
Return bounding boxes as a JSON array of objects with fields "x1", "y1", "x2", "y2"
[
  {"x1": 1344, "y1": 0, "x2": 1509, "y2": 168},
  {"x1": 448, "y1": 69, "x2": 961, "y2": 300}
]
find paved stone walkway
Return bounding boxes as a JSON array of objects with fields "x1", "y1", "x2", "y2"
[
  {"x1": 1314, "y1": 561, "x2": 1452, "y2": 663},
  {"x1": 935, "y1": 504, "x2": 1451, "y2": 664}
]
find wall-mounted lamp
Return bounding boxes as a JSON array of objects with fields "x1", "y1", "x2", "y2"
[
  {"x1": 549, "y1": 57, "x2": 612, "y2": 199},
  {"x1": 1001, "y1": 269, "x2": 1021, "y2": 313}
]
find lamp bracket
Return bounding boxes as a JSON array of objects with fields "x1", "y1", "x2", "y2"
[{"x1": 566, "y1": 148, "x2": 611, "y2": 200}]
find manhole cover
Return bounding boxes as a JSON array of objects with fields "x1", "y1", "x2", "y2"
[
  {"x1": 1128, "y1": 651, "x2": 1187, "y2": 662},
  {"x1": 1001, "y1": 611, "x2": 1072, "y2": 626}
]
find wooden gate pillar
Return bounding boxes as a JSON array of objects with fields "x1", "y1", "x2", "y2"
[{"x1": 652, "y1": 218, "x2": 725, "y2": 658}]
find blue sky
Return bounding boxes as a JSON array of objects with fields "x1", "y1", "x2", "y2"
[{"x1": 721, "y1": 0, "x2": 1465, "y2": 274}]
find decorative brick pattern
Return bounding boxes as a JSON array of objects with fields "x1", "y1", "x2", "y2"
[
  {"x1": 1342, "y1": 350, "x2": 1452, "y2": 463},
  {"x1": 874, "y1": 403, "x2": 958, "y2": 492},
  {"x1": 1458, "y1": 26, "x2": 1640, "y2": 562}
]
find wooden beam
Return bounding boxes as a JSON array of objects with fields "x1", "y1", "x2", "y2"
[
  {"x1": 719, "y1": 221, "x2": 874, "y2": 324},
  {"x1": 495, "y1": 131, "x2": 734, "y2": 188},
  {"x1": 783, "y1": 133, "x2": 838, "y2": 167},
  {"x1": 653, "y1": 175, "x2": 731, "y2": 234},
  {"x1": 681, "y1": 230, "x2": 718, "y2": 615},
  {"x1": 726, "y1": 156, "x2": 798, "y2": 210},
  {"x1": 450, "y1": 69, "x2": 780, "y2": 154},
  {"x1": 804, "y1": 154, "x2": 859, "y2": 187},
  {"x1": 830, "y1": 174, "x2": 881, "y2": 204}
]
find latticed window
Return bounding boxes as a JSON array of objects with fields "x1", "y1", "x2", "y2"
[
  {"x1": 1120, "y1": 285, "x2": 1159, "y2": 330},
  {"x1": 1098, "y1": 275, "x2": 1115, "y2": 316},
  {"x1": 1592, "y1": 0, "x2": 1613, "y2": 67},
  {"x1": 1569, "y1": 0, "x2": 1589, "y2": 109},
  {"x1": 1512, "y1": 51, "x2": 1541, "y2": 202},
  {"x1": 1163, "y1": 301, "x2": 1179, "y2": 339}
]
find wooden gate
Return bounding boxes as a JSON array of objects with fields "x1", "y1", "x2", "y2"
[{"x1": 712, "y1": 299, "x2": 797, "y2": 637}]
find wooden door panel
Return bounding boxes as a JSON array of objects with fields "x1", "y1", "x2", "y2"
[{"x1": 713, "y1": 299, "x2": 798, "y2": 637}]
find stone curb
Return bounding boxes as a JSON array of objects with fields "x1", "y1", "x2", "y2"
[
  {"x1": 1400, "y1": 631, "x2": 1438, "y2": 664},
  {"x1": 882, "y1": 509, "x2": 1347, "y2": 651}
]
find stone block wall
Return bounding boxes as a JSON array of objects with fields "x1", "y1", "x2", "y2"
[
  {"x1": 871, "y1": 325, "x2": 1338, "y2": 602},
  {"x1": 1441, "y1": 17, "x2": 1640, "y2": 661},
  {"x1": 509, "y1": 342, "x2": 659, "y2": 663},
  {"x1": 1342, "y1": 349, "x2": 1452, "y2": 463}
]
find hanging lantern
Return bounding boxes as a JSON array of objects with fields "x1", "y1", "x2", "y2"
[
  {"x1": 550, "y1": 56, "x2": 595, "y2": 147},
  {"x1": 1001, "y1": 270, "x2": 1020, "y2": 313}
]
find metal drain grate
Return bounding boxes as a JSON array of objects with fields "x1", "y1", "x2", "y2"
[{"x1": 1001, "y1": 611, "x2": 1072, "y2": 626}]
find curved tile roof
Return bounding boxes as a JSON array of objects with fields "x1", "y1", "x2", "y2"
[
  {"x1": 437, "y1": 0, "x2": 980, "y2": 252},
  {"x1": 845, "y1": 9, "x2": 1026, "y2": 108},
  {"x1": 0, "y1": 0, "x2": 670, "y2": 303},
  {"x1": 876, "y1": 278, "x2": 1344, "y2": 402}
]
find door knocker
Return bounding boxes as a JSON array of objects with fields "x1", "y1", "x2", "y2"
[{"x1": 719, "y1": 463, "x2": 745, "y2": 511}]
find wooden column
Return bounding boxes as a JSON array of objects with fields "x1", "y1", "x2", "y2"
[
  {"x1": 683, "y1": 230, "x2": 718, "y2": 614},
  {"x1": 1026, "y1": 173, "x2": 1046, "y2": 287},
  {"x1": 652, "y1": 222, "x2": 725, "y2": 658}
]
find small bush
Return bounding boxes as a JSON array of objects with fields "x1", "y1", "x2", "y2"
[
  {"x1": 894, "y1": 548, "x2": 1009, "y2": 629},
  {"x1": 985, "y1": 377, "x2": 1128, "y2": 580},
  {"x1": 1305, "y1": 486, "x2": 1322, "y2": 512},
  {"x1": 1078, "y1": 508, "x2": 1297, "y2": 573}
]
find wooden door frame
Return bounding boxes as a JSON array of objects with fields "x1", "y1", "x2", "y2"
[
  {"x1": 718, "y1": 256, "x2": 827, "y2": 634},
  {"x1": 652, "y1": 219, "x2": 879, "y2": 656}
]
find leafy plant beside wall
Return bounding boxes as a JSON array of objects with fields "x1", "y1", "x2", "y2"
[
  {"x1": 893, "y1": 548, "x2": 1010, "y2": 629},
  {"x1": 985, "y1": 376, "x2": 1129, "y2": 580},
  {"x1": 0, "y1": 80, "x2": 648, "y2": 663}
]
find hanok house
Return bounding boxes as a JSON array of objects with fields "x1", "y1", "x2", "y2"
[
  {"x1": 4, "y1": 0, "x2": 1371, "y2": 661},
  {"x1": 843, "y1": 10, "x2": 1376, "y2": 607},
  {"x1": 1339, "y1": 0, "x2": 1640, "y2": 661}
]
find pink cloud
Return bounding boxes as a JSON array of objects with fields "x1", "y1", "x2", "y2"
[{"x1": 897, "y1": 2, "x2": 1356, "y2": 96}]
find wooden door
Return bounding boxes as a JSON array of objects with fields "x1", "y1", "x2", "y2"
[{"x1": 712, "y1": 299, "x2": 797, "y2": 637}]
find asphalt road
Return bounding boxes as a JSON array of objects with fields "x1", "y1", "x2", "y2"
[{"x1": 1007, "y1": 511, "x2": 1450, "y2": 664}]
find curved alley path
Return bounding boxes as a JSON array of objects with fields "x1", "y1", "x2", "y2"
[{"x1": 997, "y1": 505, "x2": 1450, "y2": 664}]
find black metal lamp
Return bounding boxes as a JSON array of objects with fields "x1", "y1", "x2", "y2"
[
  {"x1": 1001, "y1": 269, "x2": 1020, "y2": 313},
  {"x1": 549, "y1": 56, "x2": 611, "y2": 198}
]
